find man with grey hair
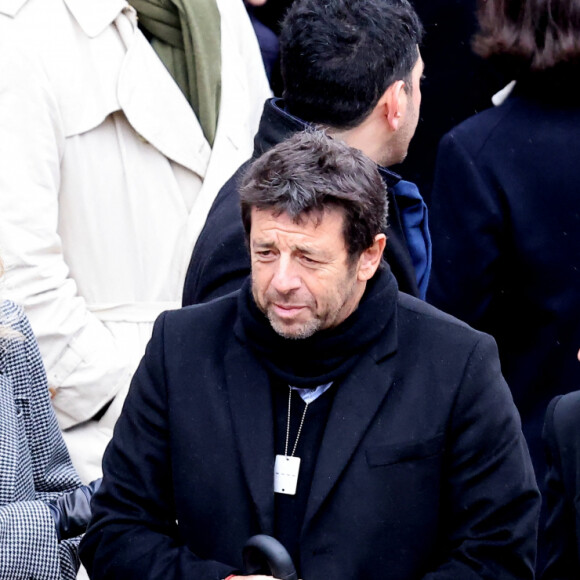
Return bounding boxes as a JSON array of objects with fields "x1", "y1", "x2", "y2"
[{"x1": 81, "y1": 131, "x2": 539, "y2": 580}]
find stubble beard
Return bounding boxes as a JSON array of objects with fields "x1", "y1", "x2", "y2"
[
  {"x1": 266, "y1": 308, "x2": 322, "y2": 340},
  {"x1": 254, "y1": 262, "x2": 361, "y2": 341},
  {"x1": 265, "y1": 277, "x2": 358, "y2": 340}
]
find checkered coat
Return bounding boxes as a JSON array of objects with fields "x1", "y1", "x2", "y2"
[{"x1": 0, "y1": 300, "x2": 82, "y2": 579}]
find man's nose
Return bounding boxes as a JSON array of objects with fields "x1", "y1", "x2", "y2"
[{"x1": 271, "y1": 256, "x2": 301, "y2": 294}]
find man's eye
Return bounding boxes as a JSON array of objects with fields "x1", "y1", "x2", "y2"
[{"x1": 301, "y1": 255, "x2": 318, "y2": 264}]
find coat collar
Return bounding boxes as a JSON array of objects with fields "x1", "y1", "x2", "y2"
[
  {"x1": 0, "y1": 0, "x2": 27, "y2": 16},
  {"x1": 0, "y1": 0, "x2": 127, "y2": 37},
  {"x1": 64, "y1": 0, "x2": 128, "y2": 38},
  {"x1": 302, "y1": 336, "x2": 398, "y2": 534},
  {"x1": 252, "y1": 98, "x2": 306, "y2": 159},
  {"x1": 254, "y1": 98, "x2": 402, "y2": 189},
  {"x1": 225, "y1": 341, "x2": 276, "y2": 534},
  {"x1": 116, "y1": 29, "x2": 211, "y2": 177}
]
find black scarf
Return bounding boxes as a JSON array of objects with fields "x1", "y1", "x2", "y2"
[{"x1": 234, "y1": 267, "x2": 398, "y2": 388}]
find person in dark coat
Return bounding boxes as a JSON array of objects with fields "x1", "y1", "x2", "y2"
[
  {"x1": 182, "y1": 0, "x2": 431, "y2": 306},
  {"x1": 244, "y1": 0, "x2": 280, "y2": 83},
  {"x1": 80, "y1": 131, "x2": 539, "y2": 580},
  {"x1": 244, "y1": 0, "x2": 291, "y2": 95},
  {"x1": 541, "y1": 388, "x2": 580, "y2": 579},
  {"x1": 394, "y1": 0, "x2": 509, "y2": 203},
  {"x1": 248, "y1": 0, "x2": 293, "y2": 35},
  {"x1": 427, "y1": 0, "x2": 580, "y2": 495}
]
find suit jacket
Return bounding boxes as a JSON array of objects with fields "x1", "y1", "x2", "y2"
[
  {"x1": 182, "y1": 98, "x2": 421, "y2": 306},
  {"x1": 427, "y1": 69, "x2": 580, "y2": 486},
  {"x1": 0, "y1": 300, "x2": 83, "y2": 579},
  {"x1": 541, "y1": 391, "x2": 580, "y2": 579},
  {"x1": 81, "y1": 283, "x2": 539, "y2": 579}
]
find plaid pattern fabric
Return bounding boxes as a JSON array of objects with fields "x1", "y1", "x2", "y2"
[{"x1": 0, "y1": 301, "x2": 82, "y2": 579}]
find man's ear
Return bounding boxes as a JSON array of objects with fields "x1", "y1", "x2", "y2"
[
  {"x1": 357, "y1": 234, "x2": 387, "y2": 281},
  {"x1": 380, "y1": 80, "x2": 406, "y2": 131}
]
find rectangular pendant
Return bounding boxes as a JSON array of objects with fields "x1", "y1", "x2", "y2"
[{"x1": 274, "y1": 455, "x2": 301, "y2": 495}]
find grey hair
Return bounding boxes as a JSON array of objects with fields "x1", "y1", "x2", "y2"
[{"x1": 240, "y1": 130, "x2": 388, "y2": 262}]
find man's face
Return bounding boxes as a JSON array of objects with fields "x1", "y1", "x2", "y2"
[
  {"x1": 250, "y1": 206, "x2": 367, "y2": 339},
  {"x1": 390, "y1": 52, "x2": 424, "y2": 164}
]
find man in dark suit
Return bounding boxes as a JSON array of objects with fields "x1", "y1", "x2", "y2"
[
  {"x1": 80, "y1": 131, "x2": 539, "y2": 580},
  {"x1": 182, "y1": 0, "x2": 431, "y2": 306}
]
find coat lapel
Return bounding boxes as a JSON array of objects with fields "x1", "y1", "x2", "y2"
[
  {"x1": 116, "y1": 18, "x2": 211, "y2": 178},
  {"x1": 302, "y1": 334, "x2": 398, "y2": 534},
  {"x1": 225, "y1": 339, "x2": 275, "y2": 534}
]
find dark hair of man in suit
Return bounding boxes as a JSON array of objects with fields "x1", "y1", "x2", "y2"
[
  {"x1": 279, "y1": 0, "x2": 424, "y2": 130},
  {"x1": 239, "y1": 131, "x2": 388, "y2": 264},
  {"x1": 473, "y1": 0, "x2": 580, "y2": 73}
]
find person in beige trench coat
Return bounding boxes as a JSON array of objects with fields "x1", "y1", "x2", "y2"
[{"x1": 0, "y1": 0, "x2": 271, "y2": 482}]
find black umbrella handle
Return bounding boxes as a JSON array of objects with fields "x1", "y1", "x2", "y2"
[{"x1": 242, "y1": 535, "x2": 298, "y2": 580}]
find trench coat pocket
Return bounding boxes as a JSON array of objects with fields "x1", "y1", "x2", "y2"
[{"x1": 366, "y1": 434, "x2": 444, "y2": 467}]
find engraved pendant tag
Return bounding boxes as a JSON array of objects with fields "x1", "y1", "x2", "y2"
[{"x1": 274, "y1": 455, "x2": 301, "y2": 495}]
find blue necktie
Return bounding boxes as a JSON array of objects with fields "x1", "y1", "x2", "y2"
[{"x1": 392, "y1": 180, "x2": 432, "y2": 299}]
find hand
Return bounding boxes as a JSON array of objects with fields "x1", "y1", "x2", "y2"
[{"x1": 46, "y1": 478, "x2": 102, "y2": 540}]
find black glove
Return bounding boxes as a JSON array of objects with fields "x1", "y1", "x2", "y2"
[{"x1": 47, "y1": 478, "x2": 102, "y2": 540}]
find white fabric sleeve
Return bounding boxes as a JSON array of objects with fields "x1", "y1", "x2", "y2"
[{"x1": 0, "y1": 35, "x2": 132, "y2": 429}]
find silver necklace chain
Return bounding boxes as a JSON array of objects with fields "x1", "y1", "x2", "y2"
[{"x1": 285, "y1": 386, "x2": 309, "y2": 457}]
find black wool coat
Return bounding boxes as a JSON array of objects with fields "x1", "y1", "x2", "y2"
[
  {"x1": 182, "y1": 98, "x2": 420, "y2": 306},
  {"x1": 81, "y1": 283, "x2": 539, "y2": 580},
  {"x1": 394, "y1": 0, "x2": 509, "y2": 203},
  {"x1": 427, "y1": 69, "x2": 580, "y2": 487}
]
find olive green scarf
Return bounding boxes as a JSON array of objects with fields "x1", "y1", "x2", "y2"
[{"x1": 129, "y1": 0, "x2": 221, "y2": 146}]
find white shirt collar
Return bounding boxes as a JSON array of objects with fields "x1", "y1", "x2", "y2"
[
  {"x1": 0, "y1": 0, "x2": 29, "y2": 17},
  {"x1": 291, "y1": 383, "x2": 334, "y2": 405},
  {"x1": 64, "y1": 0, "x2": 128, "y2": 38},
  {"x1": 1, "y1": 0, "x2": 126, "y2": 34}
]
